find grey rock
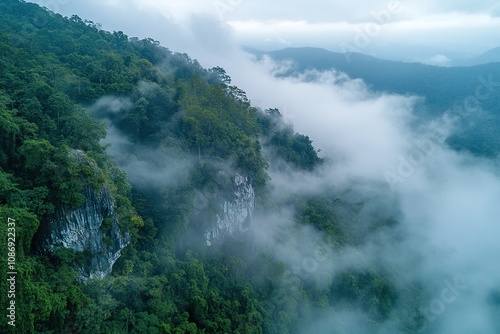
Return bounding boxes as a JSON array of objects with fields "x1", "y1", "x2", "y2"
[
  {"x1": 37, "y1": 150, "x2": 130, "y2": 280},
  {"x1": 204, "y1": 173, "x2": 255, "y2": 246}
]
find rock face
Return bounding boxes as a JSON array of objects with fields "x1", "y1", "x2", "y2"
[
  {"x1": 204, "y1": 173, "x2": 255, "y2": 246},
  {"x1": 36, "y1": 150, "x2": 130, "y2": 280}
]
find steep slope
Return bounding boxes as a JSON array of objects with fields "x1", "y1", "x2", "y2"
[
  {"x1": 0, "y1": 1, "x2": 321, "y2": 332},
  {"x1": 0, "y1": 1, "x2": 425, "y2": 334},
  {"x1": 203, "y1": 173, "x2": 255, "y2": 247},
  {"x1": 34, "y1": 150, "x2": 130, "y2": 279}
]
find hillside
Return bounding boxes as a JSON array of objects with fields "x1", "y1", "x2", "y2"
[
  {"x1": 0, "y1": 1, "x2": 426, "y2": 334},
  {"x1": 454, "y1": 46, "x2": 500, "y2": 66}
]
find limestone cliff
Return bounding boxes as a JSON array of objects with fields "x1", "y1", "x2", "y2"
[
  {"x1": 36, "y1": 150, "x2": 130, "y2": 279},
  {"x1": 204, "y1": 173, "x2": 255, "y2": 246}
]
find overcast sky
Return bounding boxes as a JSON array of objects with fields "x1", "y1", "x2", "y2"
[{"x1": 30, "y1": 0, "x2": 500, "y2": 60}]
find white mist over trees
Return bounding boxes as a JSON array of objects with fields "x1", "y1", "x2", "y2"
[{"x1": 5, "y1": 1, "x2": 500, "y2": 333}]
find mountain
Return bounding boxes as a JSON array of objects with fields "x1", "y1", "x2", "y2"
[
  {"x1": 246, "y1": 46, "x2": 500, "y2": 157},
  {"x1": 361, "y1": 44, "x2": 473, "y2": 66},
  {"x1": 453, "y1": 46, "x2": 500, "y2": 66},
  {"x1": 1, "y1": 1, "x2": 380, "y2": 334},
  {"x1": 2, "y1": 1, "x2": 494, "y2": 333},
  {"x1": 357, "y1": 44, "x2": 500, "y2": 67},
  {"x1": 247, "y1": 46, "x2": 500, "y2": 109}
]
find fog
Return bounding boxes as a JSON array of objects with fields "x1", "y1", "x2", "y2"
[
  {"x1": 50, "y1": 2, "x2": 500, "y2": 331},
  {"x1": 87, "y1": 96, "x2": 192, "y2": 189},
  {"x1": 208, "y1": 31, "x2": 500, "y2": 334}
]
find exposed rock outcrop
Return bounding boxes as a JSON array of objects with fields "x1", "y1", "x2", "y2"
[
  {"x1": 204, "y1": 173, "x2": 255, "y2": 246},
  {"x1": 36, "y1": 150, "x2": 130, "y2": 280}
]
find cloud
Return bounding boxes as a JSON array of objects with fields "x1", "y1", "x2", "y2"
[
  {"x1": 228, "y1": 13, "x2": 500, "y2": 53},
  {"x1": 223, "y1": 58, "x2": 421, "y2": 184},
  {"x1": 424, "y1": 54, "x2": 451, "y2": 66},
  {"x1": 491, "y1": 3, "x2": 500, "y2": 17},
  {"x1": 27, "y1": 0, "x2": 500, "y2": 331},
  {"x1": 87, "y1": 96, "x2": 193, "y2": 189},
  {"x1": 221, "y1": 48, "x2": 500, "y2": 332},
  {"x1": 29, "y1": 0, "x2": 500, "y2": 56},
  {"x1": 104, "y1": 127, "x2": 192, "y2": 189},
  {"x1": 226, "y1": 0, "x2": 500, "y2": 23},
  {"x1": 87, "y1": 96, "x2": 133, "y2": 115}
]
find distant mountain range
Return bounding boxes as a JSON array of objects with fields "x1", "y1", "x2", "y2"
[
  {"x1": 458, "y1": 46, "x2": 500, "y2": 66},
  {"x1": 244, "y1": 46, "x2": 500, "y2": 157},
  {"x1": 350, "y1": 45, "x2": 500, "y2": 66},
  {"x1": 245, "y1": 45, "x2": 500, "y2": 67},
  {"x1": 244, "y1": 46, "x2": 500, "y2": 110}
]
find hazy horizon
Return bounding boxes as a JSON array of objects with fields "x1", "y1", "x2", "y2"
[{"x1": 27, "y1": 0, "x2": 500, "y2": 65}]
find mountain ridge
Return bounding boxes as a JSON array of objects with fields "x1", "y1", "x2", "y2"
[
  {"x1": 244, "y1": 45, "x2": 500, "y2": 67},
  {"x1": 245, "y1": 46, "x2": 500, "y2": 157},
  {"x1": 244, "y1": 46, "x2": 500, "y2": 110}
]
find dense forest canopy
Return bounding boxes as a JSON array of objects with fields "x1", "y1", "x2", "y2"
[
  {"x1": 3, "y1": 1, "x2": 496, "y2": 334},
  {"x1": 0, "y1": 1, "x2": 353, "y2": 333}
]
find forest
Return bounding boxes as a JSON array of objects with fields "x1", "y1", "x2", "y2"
[{"x1": 0, "y1": 1, "x2": 444, "y2": 333}]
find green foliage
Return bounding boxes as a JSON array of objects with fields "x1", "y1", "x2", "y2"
[
  {"x1": 0, "y1": 169, "x2": 17, "y2": 204},
  {"x1": 259, "y1": 108, "x2": 323, "y2": 171},
  {"x1": 0, "y1": 206, "x2": 90, "y2": 334},
  {"x1": 100, "y1": 215, "x2": 114, "y2": 233},
  {"x1": 294, "y1": 195, "x2": 360, "y2": 246},
  {"x1": 331, "y1": 270, "x2": 399, "y2": 320},
  {"x1": 0, "y1": 2, "x2": 426, "y2": 334},
  {"x1": 0, "y1": 206, "x2": 39, "y2": 259}
]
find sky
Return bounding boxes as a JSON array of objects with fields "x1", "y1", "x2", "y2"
[
  {"x1": 27, "y1": 0, "x2": 500, "y2": 332},
  {"x1": 29, "y1": 0, "x2": 500, "y2": 62}
]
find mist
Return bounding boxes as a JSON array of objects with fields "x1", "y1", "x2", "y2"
[
  {"x1": 203, "y1": 33, "x2": 500, "y2": 333},
  {"x1": 56, "y1": 3, "x2": 500, "y2": 331},
  {"x1": 87, "y1": 96, "x2": 193, "y2": 190}
]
